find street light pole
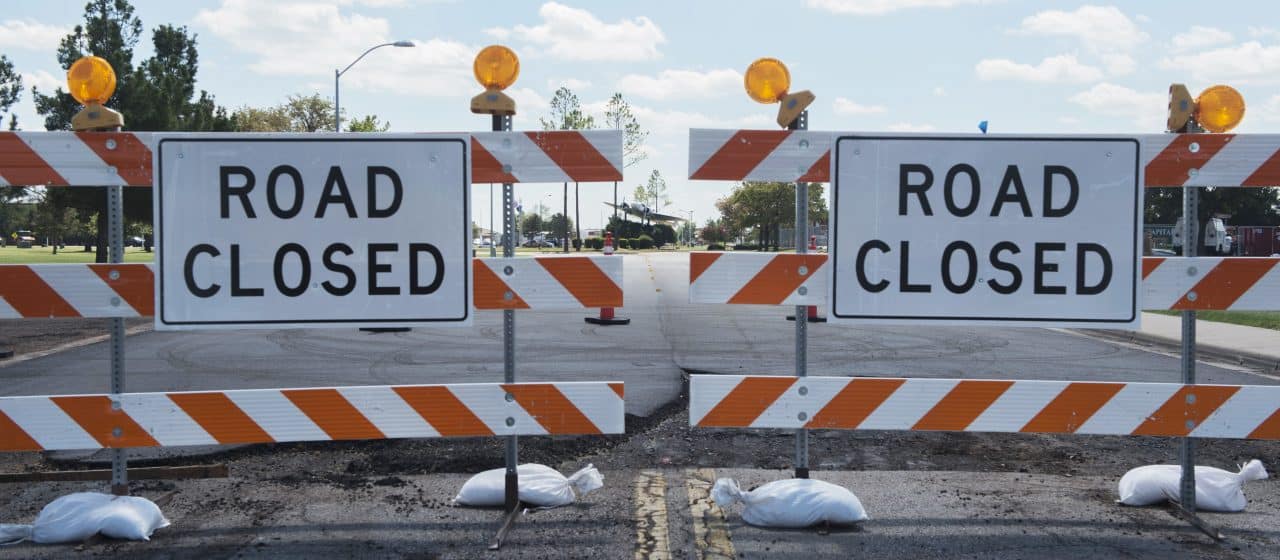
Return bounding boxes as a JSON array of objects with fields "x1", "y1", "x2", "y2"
[{"x1": 334, "y1": 40, "x2": 415, "y2": 132}]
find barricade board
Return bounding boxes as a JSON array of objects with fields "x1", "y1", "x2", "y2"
[
  {"x1": 830, "y1": 136, "x2": 1142, "y2": 328},
  {"x1": 690, "y1": 375, "x2": 1280, "y2": 440},
  {"x1": 155, "y1": 135, "x2": 470, "y2": 329},
  {"x1": 0, "y1": 381, "x2": 626, "y2": 451}
]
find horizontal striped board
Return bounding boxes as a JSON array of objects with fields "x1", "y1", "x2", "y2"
[
  {"x1": 474, "y1": 255, "x2": 623, "y2": 310},
  {"x1": 688, "y1": 253, "x2": 1280, "y2": 311},
  {"x1": 0, "y1": 256, "x2": 625, "y2": 318},
  {"x1": 687, "y1": 129, "x2": 1280, "y2": 187},
  {"x1": 690, "y1": 375, "x2": 1280, "y2": 440},
  {"x1": 0, "y1": 130, "x2": 622, "y2": 187},
  {"x1": 0, "y1": 381, "x2": 625, "y2": 451}
]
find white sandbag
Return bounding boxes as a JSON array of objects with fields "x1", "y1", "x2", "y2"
[
  {"x1": 0, "y1": 492, "x2": 169, "y2": 545},
  {"x1": 1117, "y1": 459, "x2": 1268, "y2": 512},
  {"x1": 711, "y1": 478, "x2": 869, "y2": 528},
  {"x1": 452, "y1": 463, "x2": 603, "y2": 508}
]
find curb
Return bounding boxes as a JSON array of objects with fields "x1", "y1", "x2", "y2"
[{"x1": 1078, "y1": 328, "x2": 1280, "y2": 374}]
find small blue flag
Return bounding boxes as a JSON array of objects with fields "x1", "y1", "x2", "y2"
[{"x1": 978, "y1": 120, "x2": 989, "y2": 134}]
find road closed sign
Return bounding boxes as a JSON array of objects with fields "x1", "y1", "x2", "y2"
[
  {"x1": 156, "y1": 135, "x2": 470, "y2": 329},
  {"x1": 830, "y1": 135, "x2": 1141, "y2": 328}
]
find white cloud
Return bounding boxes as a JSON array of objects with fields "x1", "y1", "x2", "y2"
[
  {"x1": 615, "y1": 69, "x2": 740, "y2": 100},
  {"x1": 1171, "y1": 26, "x2": 1234, "y2": 52},
  {"x1": 1250, "y1": 27, "x2": 1280, "y2": 40},
  {"x1": 483, "y1": 27, "x2": 511, "y2": 40},
  {"x1": 548, "y1": 78, "x2": 591, "y2": 91},
  {"x1": 195, "y1": 1, "x2": 474, "y2": 96},
  {"x1": 22, "y1": 70, "x2": 60, "y2": 93},
  {"x1": 1068, "y1": 83, "x2": 1164, "y2": 129},
  {"x1": 833, "y1": 97, "x2": 887, "y2": 115},
  {"x1": 886, "y1": 122, "x2": 936, "y2": 132},
  {"x1": 1015, "y1": 5, "x2": 1148, "y2": 53},
  {"x1": 807, "y1": 0, "x2": 995, "y2": 15},
  {"x1": 975, "y1": 54, "x2": 1102, "y2": 83},
  {"x1": 490, "y1": 2, "x2": 665, "y2": 62},
  {"x1": 1261, "y1": 95, "x2": 1280, "y2": 123},
  {"x1": 1101, "y1": 53, "x2": 1136, "y2": 76},
  {"x1": 933, "y1": 86, "x2": 947, "y2": 97},
  {"x1": 1158, "y1": 41, "x2": 1280, "y2": 83},
  {"x1": 0, "y1": 19, "x2": 67, "y2": 51}
]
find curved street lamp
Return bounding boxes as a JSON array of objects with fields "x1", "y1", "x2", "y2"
[{"x1": 334, "y1": 40, "x2": 415, "y2": 132}]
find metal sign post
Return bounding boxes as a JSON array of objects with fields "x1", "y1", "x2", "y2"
[
  {"x1": 791, "y1": 110, "x2": 809, "y2": 479},
  {"x1": 495, "y1": 113, "x2": 520, "y2": 516},
  {"x1": 107, "y1": 180, "x2": 127, "y2": 496},
  {"x1": 1179, "y1": 123, "x2": 1202, "y2": 515}
]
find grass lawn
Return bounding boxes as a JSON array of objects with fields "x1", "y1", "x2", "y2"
[
  {"x1": 0, "y1": 245, "x2": 155, "y2": 264},
  {"x1": 1149, "y1": 309, "x2": 1280, "y2": 331}
]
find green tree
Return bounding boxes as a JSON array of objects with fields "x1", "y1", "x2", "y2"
[
  {"x1": 547, "y1": 212, "x2": 574, "y2": 245},
  {"x1": 232, "y1": 105, "x2": 291, "y2": 132},
  {"x1": 0, "y1": 55, "x2": 22, "y2": 130},
  {"x1": 346, "y1": 114, "x2": 390, "y2": 132},
  {"x1": 603, "y1": 93, "x2": 647, "y2": 222},
  {"x1": 715, "y1": 182, "x2": 826, "y2": 251},
  {"x1": 33, "y1": 0, "x2": 234, "y2": 262},
  {"x1": 699, "y1": 218, "x2": 730, "y2": 245},
  {"x1": 632, "y1": 170, "x2": 671, "y2": 216},
  {"x1": 542, "y1": 87, "x2": 595, "y2": 251},
  {"x1": 520, "y1": 213, "x2": 543, "y2": 242}
]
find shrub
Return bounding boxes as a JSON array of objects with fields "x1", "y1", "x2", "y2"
[
  {"x1": 585, "y1": 237, "x2": 604, "y2": 250},
  {"x1": 572, "y1": 238, "x2": 582, "y2": 250},
  {"x1": 706, "y1": 243, "x2": 726, "y2": 251},
  {"x1": 733, "y1": 243, "x2": 758, "y2": 251},
  {"x1": 633, "y1": 235, "x2": 654, "y2": 250},
  {"x1": 617, "y1": 238, "x2": 630, "y2": 249}
]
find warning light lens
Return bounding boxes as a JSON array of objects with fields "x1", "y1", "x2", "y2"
[
  {"x1": 473, "y1": 45, "x2": 519, "y2": 90},
  {"x1": 1195, "y1": 85, "x2": 1245, "y2": 133},
  {"x1": 67, "y1": 55, "x2": 117, "y2": 105},
  {"x1": 744, "y1": 58, "x2": 790, "y2": 104}
]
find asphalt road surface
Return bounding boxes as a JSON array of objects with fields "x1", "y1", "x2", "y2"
[{"x1": 1, "y1": 252, "x2": 1277, "y2": 558}]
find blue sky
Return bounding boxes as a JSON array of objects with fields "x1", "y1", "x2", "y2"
[{"x1": 3, "y1": 0, "x2": 1279, "y2": 231}]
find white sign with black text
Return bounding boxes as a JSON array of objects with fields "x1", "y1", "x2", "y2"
[
  {"x1": 830, "y1": 135, "x2": 1141, "y2": 328},
  {"x1": 156, "y1": 135, "x2": 471, "y2": 329}
]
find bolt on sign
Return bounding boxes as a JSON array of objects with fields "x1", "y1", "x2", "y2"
[
  {"x1": 155, "y1": 135, "x2": 471, "y2": 329},
  {"x1": 830, "y1": 136, "x2": 1141, "y2": 328}
]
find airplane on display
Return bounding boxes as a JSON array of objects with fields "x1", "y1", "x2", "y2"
[{"x1": 605, "y1": 202, "x2": 685, "y2": 225}]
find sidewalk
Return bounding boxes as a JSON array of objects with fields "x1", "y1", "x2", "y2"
[{"x1": 1083, "y1": 312, "x2": 1280, "y2": 373}]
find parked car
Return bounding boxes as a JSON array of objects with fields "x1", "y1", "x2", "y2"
[{"x1": 15, "y1": 230, "x2": 36, "y2": 249}]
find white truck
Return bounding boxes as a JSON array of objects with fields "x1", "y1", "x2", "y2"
[{"x1": 1172, "y1": 217, "x2": 1230, "y2": 255}]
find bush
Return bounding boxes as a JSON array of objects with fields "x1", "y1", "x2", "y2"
[
  {"x1": 572, "y1": 238, "x2": 582, "y2": 250},
  {"x1": 651, "y1": 224, "x2": 676, "y2": 246},
  {"x1": 633, "y1": 234, "x2": 654, "y2": 250},
  {"x1": 617, "y1": 238, "x2": 630, "y2": 249},
  {"x1": 706, "y1": 243, "x2": 726, "y2": 251},
  {"x1": 584, "y1": 237, "x2": 604, "y2": 250},
  {"x1": 733, "y1": 243, "x2": 758, "y2": 251}
]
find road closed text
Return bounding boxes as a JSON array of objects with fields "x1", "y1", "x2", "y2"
[
  {"x1": 830, "y1": 137, "x2": 1140, "y2": 327},
  {"x1": 157, "y1": 137, "x2": 470, "y2": 328}
]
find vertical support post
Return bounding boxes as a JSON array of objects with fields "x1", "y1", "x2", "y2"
[
  {"x1": 107, "y1": 182, "x2": 127, "y2": 496},
  {"x1": 490, "y1": 183, "x2": 497, "y2": 257},
  {"x1": 1179, "y1": 125, "x2": 1200, "y2": 511},
  {"x1": 791, "y1": 110, "x2": 809, "y2": 479},
  {"x1": 495, "y1": 114, "x2": 519, "y2": 513},
  {"x1": 334, "y1": 69, "x2": 341, "y2": 133}
]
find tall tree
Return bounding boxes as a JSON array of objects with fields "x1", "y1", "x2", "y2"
[
  {"x1": 346, "y1": 114, "x2": 390, "y2": 132},
  {"x1": 603, "y1": 93, "x2": 647, "y2": 221},
  {"x1": 0, "y1": 55, "x2": 22, "y2": 130},
  {"x1": 715, "y1": 182, "x2": 826, "y2": 251},
  {"x1": 33, "y1": 0, "x2": 234, "y2": 262},
  {"x1": 232, "y1": 94, "x2": 384, "y2": 133},
  {"x1": 633, "y1": 170, "x2": 671, "y2": 216},
  {"x1": 542, "y1": 87, "x2": 595, "y2": 252}
]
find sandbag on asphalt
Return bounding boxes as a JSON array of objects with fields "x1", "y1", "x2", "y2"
[
  {"x1": 0, "y1": 492, "x2": 169, "y2": 545},
  {"x1": 1117, "y1": 459, "x2": 1268, "y2": 512},
  {"x1": 712, "y1": 478, "x2": 869, "y2": 528},
  {"x1": 452, "y1": 463, "x2": 604, "y2": 508}
]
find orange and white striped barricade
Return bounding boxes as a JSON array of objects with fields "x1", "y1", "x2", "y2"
[
  {"x1": 688, "y1": 129, "x2": 1280, "y2": 187},
  {"x1": 690, "y1": 253, "x2": 1280, "y2": 312},
  {"x1": 473, "y1": 255, "x2": 622, "y2": 310},
  {"x1": 690, "y1": 375, "x2": 1280, "y2": 439},
  {"x1": 0, "y1": 130, "x2": 623, "y2": 187},
  {"x1": 0, "y1": 257, "x2": 623, "y2": 316},
  {"x1": 0, "y1": 381, "x2": 625, "y2": 452}
]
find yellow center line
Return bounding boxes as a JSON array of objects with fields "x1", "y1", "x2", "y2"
[
  {"x1": 686, "y1": 468, "x2": 736, "y2": 560},
  {"x1": 634, "y1": 470, "x2": 671, "y2": 560}
]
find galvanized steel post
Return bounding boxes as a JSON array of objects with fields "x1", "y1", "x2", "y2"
[
  {"x1": 791, "y1": 109, "x2": 810, "y2": 479},
  {"x1": 495, "y1": 113, "x2": 520, "y2": 512}
]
